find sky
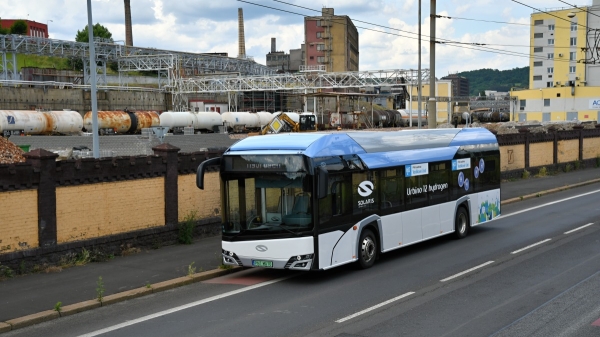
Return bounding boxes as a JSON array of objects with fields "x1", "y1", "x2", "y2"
[{"x1": 0, "y1": 0, "x2": 593, "y2": 76}]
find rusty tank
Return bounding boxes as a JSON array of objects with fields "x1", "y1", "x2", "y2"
[{"x1": 83, "y1": 110, "x2": 160, "y2": 134}]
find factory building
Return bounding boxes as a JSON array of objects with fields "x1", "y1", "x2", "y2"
[
  {"x1": 304, "y1": 8, "x2": 359, "y2": 72},
  {"x1": 0, "y1": 19, "x2": 49, "y2": 38}
]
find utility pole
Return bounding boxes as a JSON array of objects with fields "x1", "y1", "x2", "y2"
[
  {"x1": 86, "y1": 0, "x2": 99, "y2": 158},
  {"x1": 428, "y1": 0, "x2": 437, "y2": 129},
  {"x1": 417, "y1": 0, "x2": 422, "y2": 128}
]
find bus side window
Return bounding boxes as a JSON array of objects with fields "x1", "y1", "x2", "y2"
[{"x1": 380, "y1": 169, "x2": 402, "y2": 209}]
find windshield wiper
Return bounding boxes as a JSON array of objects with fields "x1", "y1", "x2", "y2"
[{"x1": 266, "y1": 223, "x2": 303, "y2": 237}]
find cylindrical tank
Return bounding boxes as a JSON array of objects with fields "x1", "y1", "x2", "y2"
[
  {"x1": 132, "y1": 111, "x2": 160, "y2": 132},
  {"x1": 0, "y1": 110, "x2": 83, "y2": 135},
  {"x1": 194, "y1": 111, "x2": 223, "y2": 130},
  {"x1": 47, "y1": 110, "x2": 84, "y2": 133},
  {"x1": 222, "y1": 112, "x2": 261, "y2": 129},
  {"x1": 84, "y1": 110, "x2": 160, "y2": 133},
  {"x1": 159, "y1": 111, "x2": 196, "y2": 129},
  {"x1": 256, "y1": 111, "x2": 275, "y2": 127}
]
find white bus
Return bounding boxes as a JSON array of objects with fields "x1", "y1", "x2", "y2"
[{"x1": 197, "y1": 128, "x2": 501, "y2": 270}]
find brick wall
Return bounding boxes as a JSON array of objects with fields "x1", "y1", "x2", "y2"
[
  {"x1": 178, "y1": 172, "x2": 221, "y2": 222},
  {"x1": 56, "y1": 179, "x2": 165, "y2": 243},
  {"x1": 0, "y1": 190, "x2": 38, "y2": 253}
]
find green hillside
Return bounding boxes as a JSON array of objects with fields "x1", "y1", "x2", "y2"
[{"x1": 457, "y1": 67, "x2": 529, "y2": 96}]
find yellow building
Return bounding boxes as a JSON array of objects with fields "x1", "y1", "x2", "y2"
[
  {"x1": 406, "y1": 80, "x2": 453, "y2": 124},
  {"x1": 511, "y1": 2, "x2": 600, "y2": 122}
]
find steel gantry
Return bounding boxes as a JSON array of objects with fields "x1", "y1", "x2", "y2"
[
  {"x1": 174, "y1": 69, "x2": 430, "y2": 93},
  {"x1": 0, "y1": 34, "x2": 275, "y2": 81}
]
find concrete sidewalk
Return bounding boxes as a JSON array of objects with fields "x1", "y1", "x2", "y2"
[{"x1": 1, "y1": 166, "x2": 600, "y2": 333}]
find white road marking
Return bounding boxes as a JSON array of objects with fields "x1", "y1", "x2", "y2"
[
  {"x1": 335, "y1": 292, "x2": 415, "y2": 323},
  {"x1": 510, "y1": 239, "x2": 552, "y2": 254},
  {"x1": 502, "y1": 189, "x2": 600, "y2": 219},
  {"x1": 78, "y1": 275, "x2": 293, "y2": 337},
  {"x1": 564, "y1": 223, "x2": 594, "y2": 234},
  {"x1": 440, "y1": 261, "x2": 495, "y2": 282}
]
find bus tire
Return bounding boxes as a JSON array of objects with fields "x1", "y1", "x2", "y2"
[
  {"x1": 358, "y1": 228, "x2": 377, "y2": 269},
  {"x1": 454, "y1": 206, "x2": 469, "y2": 239}
]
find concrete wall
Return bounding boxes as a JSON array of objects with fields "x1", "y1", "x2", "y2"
[{"x1": 0, "y1": 87, "x2": 167, "y2": 113}]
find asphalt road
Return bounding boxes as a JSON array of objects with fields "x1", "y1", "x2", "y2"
[{"x1": 4, "y1": 184, "x2": 600, "y2": 337}]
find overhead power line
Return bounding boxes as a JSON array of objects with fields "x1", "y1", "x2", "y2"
[{"x1": 238, "y1": 0, "x2": 577, "y2": 64}]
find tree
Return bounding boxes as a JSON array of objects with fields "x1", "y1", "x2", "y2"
[
  {"x1": 69, "y1": 23, "x2": 115, "y2": 71},
  {"x1": 75, "y1": 23, "x2": 113, "y2": 43},
  {"x1": 0, "y1": 26, "x2": 8, "y2": 35},
  {"x1": 9, "y1": 20, "x2": 28, "y2": 35}
]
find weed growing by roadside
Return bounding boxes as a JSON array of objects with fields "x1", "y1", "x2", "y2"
[
  {"x1": 564, "y1": 163, "x2": 573, "y2": 173},
  {"x1": 178, "y1": 211, "x2": 197, "y2": 245},
  {"x1": 54, "y1": 302, "x2": 62, "y2": 315},
  {"x1": 519, "y1": 196, "x2": 524, "y2": 200},
  {"x1": 536, "y1": 193, "x2": 542, "y2": 197},
  {"x1": 145, "y1": 282, "x2": 152, "y2": 289},
  {"x1": 187, "y1": 262, "x2": 196, "y2": 276},
  {"x1": 537, "y1": 167, "x2": 547, "y2": 177},
  {"x1": 0, "y1": 263, "x2": 14, "y2": 280},
  {"x1": 574, "y1": 160, "x2": 581, "y2": 170},
  {"x1": 522, "y1": 169, "x2": 531, "y2": 179},
  {"x1": 596, "y1": 155, "x2": 600, "y2": 168},
  {"x1": 96, "y1": 276, "x2": 105, "y2": 303}
]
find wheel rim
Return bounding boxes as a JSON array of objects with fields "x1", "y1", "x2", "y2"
[
  {"x1": 458, "y1": 212, "x2": 467, "y2": 233},
  {"x1": 361, "y1": 236, "x2": 376, "y2": 263}
]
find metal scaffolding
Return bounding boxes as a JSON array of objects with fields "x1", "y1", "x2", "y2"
[
  {"x1": 174, "y1": 69, "x2": 430, "y2": 93},
  {"x1": 0, "y1": 34, "x2": 275, "y2": 81}
]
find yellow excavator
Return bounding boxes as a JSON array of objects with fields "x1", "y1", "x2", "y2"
[{"x1": 259, "y1": 112, "x2": 317, "y2": 135}]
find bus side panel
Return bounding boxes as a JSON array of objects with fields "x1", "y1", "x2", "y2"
[
  {"x1": 402, "y1": 209, "x2": 422, "y2": 245},
  {"x1": 440, "y1": 202, "x2": 455, "y2": 233},
  {"x1": 330, "y1": 228, "x2": 358, "y2": 267},
  {"x1": 380, "y1": 213, "x2": 403, "y2": 252},
  {"x1": 318, "y1": 231, "x2": 344, "y2": 269},
  {"x1": 421, "y1": 204, "x2": 441, "y2": 239},
  {"x1": 473, "y1": 188, "x2": 501, "y2": 226}
]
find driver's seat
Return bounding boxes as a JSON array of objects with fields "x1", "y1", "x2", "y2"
[{"x1": 292, "y1": 194, "x2": 310, "y2": 214}]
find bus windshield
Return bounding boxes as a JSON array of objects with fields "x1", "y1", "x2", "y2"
[{"x1": 222, "y1": 173, "x2": 313, "y2": 237}]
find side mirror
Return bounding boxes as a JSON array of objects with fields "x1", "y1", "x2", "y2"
[
  {"x1": 196, "y1": 157, "x2": 221, "y2": 189},
  {"x1": 317, "y1": 166, "x2": 328, "y2": 199}
]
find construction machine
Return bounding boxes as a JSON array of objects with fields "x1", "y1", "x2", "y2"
[{"x1": 259, "y1": 112, "x2": 317, "y2": 135}]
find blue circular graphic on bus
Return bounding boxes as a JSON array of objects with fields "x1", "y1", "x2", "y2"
[
  {"x1": 479, "y1": 158, "x2": 485, "y2": 173},
  {"x1": 464, "y1": 178, "x2": 470, "y2": 191},
  {"x1": 474, "y1": 166, "x2": 480, "y2": 179},
  {"x1": 458, "y1": 171, "x2": 464, "y2": 187}
]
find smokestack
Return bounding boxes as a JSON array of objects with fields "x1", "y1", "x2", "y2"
[
  {"x1": 124, "y1": 0, "x2": 133, "y2": 46},
  {"x1": 238, "y1": 8, "x2": 246, "y2": 59},
  {"x1": 271, "y1": 38, "x2": 276, "y2": 53}
]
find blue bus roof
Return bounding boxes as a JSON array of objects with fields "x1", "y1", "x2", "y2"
[{"x1": 226, "y1": 128, "x2": 498, "y2": 169}]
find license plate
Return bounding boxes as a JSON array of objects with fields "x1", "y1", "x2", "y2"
[{"x1": 252, "y1": 260, "x2": 273, "y2": 268}]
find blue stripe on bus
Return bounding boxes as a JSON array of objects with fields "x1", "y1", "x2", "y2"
[
  {"x1": 358, "y1": 147, "x2": 460, "y2": 169},
  {"x1": 302, "y1": 133, "x2": 367, "y2": 158}
]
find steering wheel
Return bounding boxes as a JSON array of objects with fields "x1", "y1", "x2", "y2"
[{"x1": 247, "y1": 215, "x2": 262, "y2": 229}]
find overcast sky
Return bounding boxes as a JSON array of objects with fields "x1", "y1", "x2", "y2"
[{"x1": 1, "y1": 0, "x2": 592, "y2": 75}]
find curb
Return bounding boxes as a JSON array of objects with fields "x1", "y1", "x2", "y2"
[
  {"x1": 501, "y1": 178, "x2": 600, "y2": 205},
  {"x1": 0, "y1": 266, "x2": 242, "y2": 333}
]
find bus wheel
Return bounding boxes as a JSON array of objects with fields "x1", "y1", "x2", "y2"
[
  {"x1": 358, "y1": 229, "x2": 377, "y2": 269},
  {"x1": 454, "y1": 207, "x2": 469, "y2": 239}
]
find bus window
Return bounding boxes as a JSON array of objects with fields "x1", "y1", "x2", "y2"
[
  {"x1": 428, "y1": 162, "x2": 450, "y2": 205},
  {"x1": 405, "y1": 174, "x2": 428, "y2": 209},
  {"x1": 379, "y1": 169, "x2": 403, "y2": 210}
]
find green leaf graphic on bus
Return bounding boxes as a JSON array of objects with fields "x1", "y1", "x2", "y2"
[{"x1": 478, "y1": 200, "x2": 500, "y2": 223}]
